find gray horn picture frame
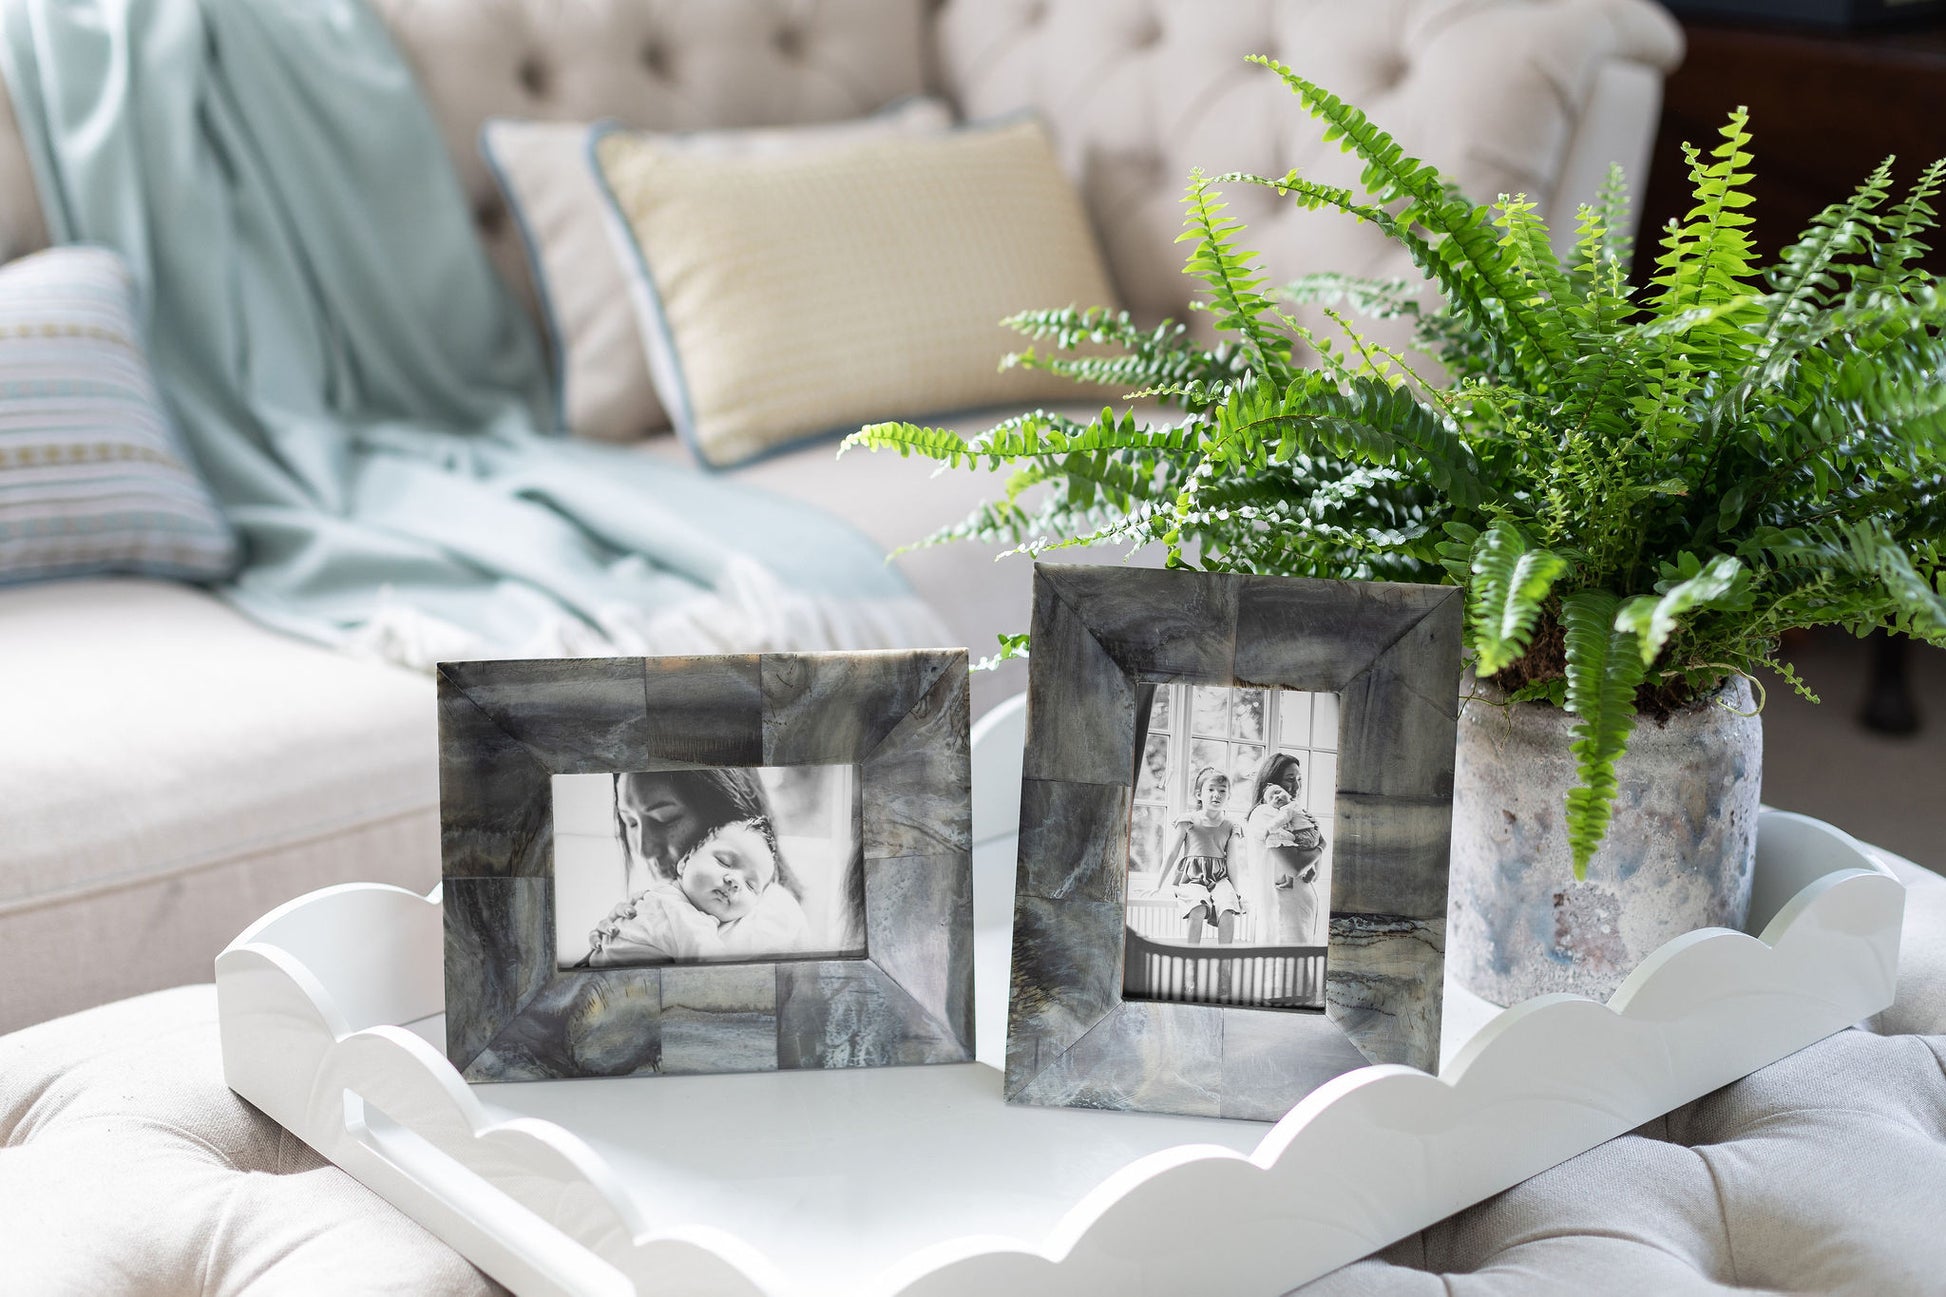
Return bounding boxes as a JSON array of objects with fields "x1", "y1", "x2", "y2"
[
  {"x1": 1006, "y1": 564, "x2": 1461, "y2": 1120},
  {"x1": 440, "y1": 648, "x2": 974, "y2": 1082}
]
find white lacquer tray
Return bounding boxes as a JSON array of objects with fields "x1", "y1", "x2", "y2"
[{"x1": 217, "y1": 808, "x2": 1902, "y2": 1297}]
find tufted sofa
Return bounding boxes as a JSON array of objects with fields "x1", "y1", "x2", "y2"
[{"x1": 0, "y1": 0, "x2": 1684, "y2": 1032}]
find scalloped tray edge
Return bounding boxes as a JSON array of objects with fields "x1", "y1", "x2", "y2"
[{"x1": 216, "y1": 810, "x2": 1905, "y2": 1297}]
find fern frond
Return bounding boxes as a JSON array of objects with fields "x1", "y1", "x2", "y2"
[
  {"x1": 1493, "y1": 193, "x2": 1575, "y2": 308},
  {"x1": 1178, "y1": 171, "x2": 1292, "y2": 373},
  {"x1": 1649, "y1": 107, "x2": 1765, "y2": 377},
  {"x1": 1614, "y1": 553, "x2": 1749, "y2": 666},
  {"x1": 1241, "y1": 58, "x2": 1574, "y2": 387},
  {"x1": 1757, "y1": 654, "x2": 1821, "y2": 704},
  {"x1": 1759, "y1": 158, "x2": 1892, "y2": 348},
  {"x1": 1002, "y1": 306, "x2": 1241, "y2": 400},
  {"x1": 1560, "y1": 590, "x2": 1647, "y2": 877},
  {"x1": 1593, "y1": 162, "x2": 1635, "y2": 273},
  {"x1": 1859, "y1": 156, "x2": 1946, "y2": 295},
  {"x1": 1467, "y1": 520, "x2": 1568, "y2": 674},
  {"x1": 1209, "y1": 370, "x2": 1489, "y2": 508},
  {"x1": 1279, "y1": 272, "x2": 1422, "y2": 319},
  {"x1": 971, "y1": 632, "x2": 1032, "y2": 673}
]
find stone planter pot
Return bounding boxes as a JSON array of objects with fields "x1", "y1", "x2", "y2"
[{"x1": 1448, "y1": 676, "x2": 1762, "y2": 1006}]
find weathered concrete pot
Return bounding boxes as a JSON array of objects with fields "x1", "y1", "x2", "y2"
[{"x1": 1449, "y1": 675, "x2": 1761, "y2": 1006}]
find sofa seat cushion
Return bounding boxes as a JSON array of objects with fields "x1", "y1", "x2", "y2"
[
  {"x1": 0, "y1": 986, "x2": 500, "y2": 1296},
  {"x1": 0, "y1": 579, "x2": 439, "y2": 1031}
]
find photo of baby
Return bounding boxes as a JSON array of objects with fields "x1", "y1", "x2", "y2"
[
  {"x1": 551, "y1": 765, "x2": 865, "y2": 969},
  {"x1": 1124, "y1": 683, "x2": 1337, "y2": 1010}
]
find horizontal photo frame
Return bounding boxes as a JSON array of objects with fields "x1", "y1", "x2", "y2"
[
  {"x1": 1006, "y1": 564, "x2": 1461, "y2": 1120},
  {"x1": 441, "y1": 649, "x2": 974, "y2": 1082}
]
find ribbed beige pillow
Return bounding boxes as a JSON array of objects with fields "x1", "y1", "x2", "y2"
[
  {"x1": 595, "y1": 117, "x2": 1120, "y2": 468},
  {"x1": 481, "y1": 101, "x2": 954, "y2": 444}
]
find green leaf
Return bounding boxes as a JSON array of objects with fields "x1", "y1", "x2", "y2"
[
  {"x1": 1614, "y1": 554, "x2": 1749, "y2": 666},
  {"x1": 1560, "y1": 591, "x2": 1647, "y2": 878},
  {"x1": 973, "y1": 632, "x2": 1031, "y2": 672},
  {"x1": 1467, "y1": 521, "x2": 1568, "y2": 674}
]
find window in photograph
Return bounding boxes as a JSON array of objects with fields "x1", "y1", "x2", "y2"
[
  {"x1": 551, "y1": 765, "x2": 865, "y2": 969},
  {"x1": 1124, "y1": 683, "x2": 1339, "y2": 1010}
]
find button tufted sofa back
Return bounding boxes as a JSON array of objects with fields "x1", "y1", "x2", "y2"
[
  {"x1": 0, "y1": 0, "x2": 1681, "y2": 327},
  {"x1": 934, "y1": 0, "x2": 1681, "y2": 321},
  {"x1": 367, "y1": 0, "x2": 934, "y2": 319}
]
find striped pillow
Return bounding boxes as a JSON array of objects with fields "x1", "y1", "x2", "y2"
[{"x1": 0, "y1": 247, "x2": 236, "y2": 584}]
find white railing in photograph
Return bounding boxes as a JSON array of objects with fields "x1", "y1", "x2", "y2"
[
  {"x1": 1125, "y1": 894, "x2": 1263, "y2": 944},
  {"x1": 1123, "y1": 929, "x2": 1328, "y2": 1008}
]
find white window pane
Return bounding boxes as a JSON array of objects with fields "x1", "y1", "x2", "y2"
[
  {"x1": 1278, "y1": 691, "x2": 1312, "y2": 746},
  {"x1": 1307, "y1": 751, "x2": 1338, "y2": 813},
  {"x1": 1129, "y1": 803, "x2": 1169, "y2": 873},
  {"x1": 1230, "y1": 744, "x2": 1264, "y2": 803},
  {"x1": 1312, "y1": 692, "x2": 1341, "y2": 750},
  {"x1": 1192, "y1": 686, "x2": 1228, "y2": 736},
  {"x1": 1232, "y1": 688, "x2": 1265, "y2": 742},
  {"x1": 1135, "y1": 732, "x2": 1170, "y2": 802}
]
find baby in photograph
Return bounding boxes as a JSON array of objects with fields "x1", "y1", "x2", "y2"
[
  {"x1": 584, "y1": 817, "x2": 810, "y2": 965},
  {"x1": 1250, "y1": 782, "x2": 1324, "y2": 879}
]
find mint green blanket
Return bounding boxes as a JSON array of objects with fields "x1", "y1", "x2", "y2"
[{"x1": 0, "y1": 0, "x2": 927, "y2": 661}]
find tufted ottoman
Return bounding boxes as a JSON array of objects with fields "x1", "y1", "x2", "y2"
[{"x1": 3, "y1": 854, "x2": 1941, "y2": 1295}]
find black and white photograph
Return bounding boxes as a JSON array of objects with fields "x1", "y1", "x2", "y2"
[
  {"x1": 553, "y1": 765, "x2": 865, "y2": 969},
  {"x1": 1124, "y1": 683, "x2": 1338, "y2": 1010}
]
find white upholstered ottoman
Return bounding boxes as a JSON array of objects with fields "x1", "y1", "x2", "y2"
[{"x1": 3, "y1": 856, "x2": 1941, "y2": 1295}]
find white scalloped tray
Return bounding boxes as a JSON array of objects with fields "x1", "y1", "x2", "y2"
[{"x1": 217, "y1": 810, "x2": 1902, "y2": 1297}]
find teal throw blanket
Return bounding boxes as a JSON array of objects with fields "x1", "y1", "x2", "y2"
[{"x1": 0, "y1": 0, "x2": 930, "y2": 662}]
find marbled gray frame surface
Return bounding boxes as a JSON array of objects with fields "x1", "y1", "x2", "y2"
[
  {"x1": 1007, "y1": 564, "x2": 1460, "y2": 1121},
  {"x1": 441, "y1": 650, "x2": 974, "y2": 1082}
]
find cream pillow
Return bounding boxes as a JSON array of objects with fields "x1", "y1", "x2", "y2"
[
  {"x1": 480, "y1": 100, "x2": 954, "y2": 444},
  {"x1": 595, "y1": 117, "x2": 1121, "y2": 468}
]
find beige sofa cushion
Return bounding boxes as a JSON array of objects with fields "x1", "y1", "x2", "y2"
[
  {"x1": 596, "y1": 117, "x2": 1120, "y2": 467},
  {"x1": 0, "y1": 579, "x2": 438, "y2": 1032}
]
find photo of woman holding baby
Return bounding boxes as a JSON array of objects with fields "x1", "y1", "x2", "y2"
[
  {"x1": 1124, "y1": 683, "x2": 1335, "y2": 1009},
  {"x1": 1244, "y1": 752, "x2": 1327, "y2": 947},
  {"x1": 551, "y1": 765, "x2": 866, "y2": 969}
]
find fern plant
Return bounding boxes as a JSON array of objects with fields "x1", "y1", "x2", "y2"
[{"x1": 843, "y1": 59, "x2": 1946, "y2": 877}]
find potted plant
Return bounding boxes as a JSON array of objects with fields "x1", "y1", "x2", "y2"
[{"x1": 845, "y1": 58, "x2": 1946, "y2": 1004}]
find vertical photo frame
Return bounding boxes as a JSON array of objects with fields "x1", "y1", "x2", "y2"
[{"x1": 1006, "y1": 564, "x2": 1461, "y2": 1119}]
